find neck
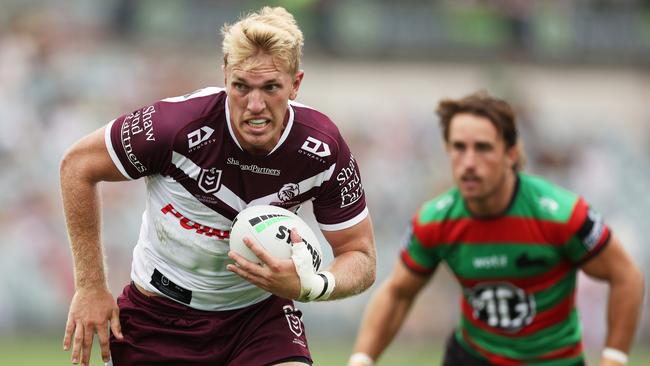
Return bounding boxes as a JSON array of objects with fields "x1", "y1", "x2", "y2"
[{"x1": 466, "y1": 171, "x2": 518, "y2": 218}]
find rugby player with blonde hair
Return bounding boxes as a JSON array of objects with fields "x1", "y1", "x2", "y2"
[{"x1": 61, "y1": 7, "x2": 375, "y2": 365}]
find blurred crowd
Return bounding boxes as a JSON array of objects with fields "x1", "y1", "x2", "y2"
[{"x1": 0, "y1": 0, "x2": 648, "y2": 355}]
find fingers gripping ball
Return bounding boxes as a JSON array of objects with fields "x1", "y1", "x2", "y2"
[{"x1": 229, "y1": 205, "x2": 323, "y2": 270}]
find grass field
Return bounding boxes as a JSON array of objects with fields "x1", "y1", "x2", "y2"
[{"x1": 0, "y1": 336, "x2": 648, "y2": 365}]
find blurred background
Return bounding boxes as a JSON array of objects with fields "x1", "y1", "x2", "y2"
[{"x1": 0, "y1": 0, "x2": 648, "y2": 364}]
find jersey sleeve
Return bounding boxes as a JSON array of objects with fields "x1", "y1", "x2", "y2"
[
  {"x1": 104, "y1": 102, "x2": 175, "y2": 179},
  {"x1": 560, "y1": 197, "x2": 611, "y2": 264},
  {"x1": 312, "y1": 135, "x2": 368, "y2": 231},
  {"x1": 400, "y1": 210, "x2": 440, "y2": 276}
]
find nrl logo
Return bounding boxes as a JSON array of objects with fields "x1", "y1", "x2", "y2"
[
  {"x1": 278, "y1": 183, "x2": 300, "y2": 202},
  {"x1": 198, "y1": 168, "x2": 222, "y2": 194},
  {"x1": 283, "y1": 305, "x2": 303, "y2": 337}
]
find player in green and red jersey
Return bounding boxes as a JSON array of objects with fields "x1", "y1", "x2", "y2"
[{"x1": 348, "y1": 92, "x2": 644, "y2": 366}]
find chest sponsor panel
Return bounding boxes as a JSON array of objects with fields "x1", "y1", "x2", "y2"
[
  {"x1": 466, "y1": 282, "x2": 536, "y2": 333},
  {"x1": 446, "y1": 243, "x2": 562, "y2": 279}
]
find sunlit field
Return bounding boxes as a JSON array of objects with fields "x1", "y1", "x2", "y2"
[{"x1": 1, "y1": 336, "x2": 648, "y2": 365}]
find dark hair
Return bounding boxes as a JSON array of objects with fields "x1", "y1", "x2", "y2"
[
  {"x1": 436, "y1": 90, "x2": 518, "y2": 147},
  {"x1": 436, "y1": 90, "x2": 525, "y2": 170}
]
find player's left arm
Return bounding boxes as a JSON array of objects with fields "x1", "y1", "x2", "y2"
[
  {"x1": 320, "y1": 215, "x2": 376, "y2": 300},
  {"x1": 580, "y1": 234, "x2": 644, "y2": 365}
]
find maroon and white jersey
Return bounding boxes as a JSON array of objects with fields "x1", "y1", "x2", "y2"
[{"x1": 104, "y1": 87, "x2": 368, "y2": 310}]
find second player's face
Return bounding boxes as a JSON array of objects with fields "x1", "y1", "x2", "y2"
[
  {"x1": 225, "y1": 53, "x2": 303, "y2": 155},
  {"x1": 447, "y1": 113, "x2": 516, "y2": 205}
]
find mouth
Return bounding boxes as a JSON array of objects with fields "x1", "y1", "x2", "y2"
[
  {"x1": 246, "y1": 118, "x2": 270, "y2": 128},
  {"x1": 461, "y1": 174, "x2": 481, "y2": 182},
  {"x1": 460, "y1": 175, "x2": 482, "y2": 189}
]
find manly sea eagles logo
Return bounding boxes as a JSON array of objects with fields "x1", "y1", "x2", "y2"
[
  {"x1": 198, "y1": 168, "x2": 222, "y2": 194},
  {"x1": 282, "y1": 305, "x2": 303, "y2": 337},
  {"x1": 278, "y1": 183, "x2": 300, "y2": 202}
]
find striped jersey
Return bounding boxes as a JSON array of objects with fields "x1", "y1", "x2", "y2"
[
  {"x1": 105, "y1": 87, "x2": 368, "y2": 311},
  {"x1": 401, "y1": 173, "x2": 610, "y2": 365}
]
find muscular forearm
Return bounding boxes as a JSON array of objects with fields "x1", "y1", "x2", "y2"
[
  {"x1": 60, "y1": 157, "x2": 107, "y2": 290},
  {"x1": 604, "y1": 268, "x2": 644, "y2": 353},
  {"x1": 352, "y1": 281, "x2": 414, "y2": 361},
  {"x1": 327, "y1": 249, "x2": 376, "y2": 300}
]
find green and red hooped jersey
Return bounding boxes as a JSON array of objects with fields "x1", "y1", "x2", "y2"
[{"x1": 401, "y1": 173, "x2": 611, "y2": 366}]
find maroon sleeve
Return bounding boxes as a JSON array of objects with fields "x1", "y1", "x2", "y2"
[
  {"x1": 105, "y1": 102, "x2": 176, "y2": 179},
  {"x1": 312, "y1": 133, "x2": 367, "y2": 229}
]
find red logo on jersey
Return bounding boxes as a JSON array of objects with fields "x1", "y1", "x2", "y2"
[{"x1": 161, "y1": 204, "x2": 230, "y2": 239}]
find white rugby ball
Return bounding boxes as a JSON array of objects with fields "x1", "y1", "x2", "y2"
[{"x1": 229, "y1": 205, "x2": 323, "y2": 270}]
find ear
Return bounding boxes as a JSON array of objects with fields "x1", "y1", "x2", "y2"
[
  {"x1": 289, "y1": 70, "x2": 305, "y2": 100},
  {"x1": 506, "y1": 144, "x2": 519, "y2": 170}
]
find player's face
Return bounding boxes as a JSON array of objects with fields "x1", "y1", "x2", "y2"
[
  {"x1": 446, "y1": 113, "x2": 517, "y2": 211},
  {"x1": 225, "y1": 53, "x2": 304, "y2": 156}
]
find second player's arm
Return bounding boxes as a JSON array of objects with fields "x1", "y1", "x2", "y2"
[
  {"x1": 348, "y1": 260, "x2": 431, "y2": 365},
  {"x1": 581, "y1": 235, "x2": 644, "y2": 366}
]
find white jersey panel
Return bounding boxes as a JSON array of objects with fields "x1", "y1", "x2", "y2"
[{"x1": 131, "y1": 175, "x2": 270, "y2": 311}]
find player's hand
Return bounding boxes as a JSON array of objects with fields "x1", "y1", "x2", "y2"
[
  {"x1": 227, "y1": 232, "x2": 302, "y2": 299},
  {"x1": 63, "y1": 287, "x2": 123, "y2": 366}
]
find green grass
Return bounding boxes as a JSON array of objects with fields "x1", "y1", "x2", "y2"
[{"x1": 0, "y1": 336, "x2": 648, "y2": 365}]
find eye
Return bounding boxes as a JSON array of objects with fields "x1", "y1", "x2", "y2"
[
  {"x1": 233, "y1": 82, "x2": 249, "y2": 92},
  {"x1": 264, "y1": 84, "x2": 280, "y2": 92},
  {"x1": 451, "y1": 142, "x2": 466, "y2": 152},
  {"x1": 476, "y1": 142, "x2": 493, "y2": 152}
]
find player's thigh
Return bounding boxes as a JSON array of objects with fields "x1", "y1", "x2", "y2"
[{"x1": 229, "y1": 299, "x2": 313, "y2": 365}]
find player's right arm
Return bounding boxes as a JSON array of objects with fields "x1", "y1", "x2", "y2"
[
  {"x1": 348, "y1": 260, "x2": 430, "y2": 366},
  {"x1": 60, "y1": 126, "x2": 127, "y2": 366}
]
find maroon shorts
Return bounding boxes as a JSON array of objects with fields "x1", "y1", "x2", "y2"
[{"x1": 109, "y1": 283, "x2": 312, "y2": 365}]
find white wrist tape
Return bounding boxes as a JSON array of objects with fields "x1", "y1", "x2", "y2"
[
  {"x1": 602, "y1": 348, "x2": 628, "y2": 364},
  {"x1": 291, "y1": 242, "x2": 335, "y2": 302},
  {"x1": 349, "y1": 352, "x2": 374, "y2": 366}
]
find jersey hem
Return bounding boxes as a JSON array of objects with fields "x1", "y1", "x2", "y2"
[{"x1": 319, "y1": 207, "x2": 369, "y2": 231}]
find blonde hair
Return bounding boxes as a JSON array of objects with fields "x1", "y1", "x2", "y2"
[{"x1": 221, "y1": 6, "x2": 303, "y2": 75}]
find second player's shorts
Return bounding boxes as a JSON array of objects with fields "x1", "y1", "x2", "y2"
[{"x1": 109, "y1": 282, "x2": 312, "y2": 365}]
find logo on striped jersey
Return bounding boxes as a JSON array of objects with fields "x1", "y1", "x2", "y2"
[
  {"x1": 278, "y1": 183, "x2": 300, "y2": 202},
  {"x1": 300, "y1": 136, "x2": 330, "y2": 157},
  {"x1": 580, "y1": 208, "x2": 605, "y2": 250},
  {"x1": 469, "y1": 283, "x2": 536, "y2": 332},
  {"x1": 198, "y1": 168, "x2": 222, "y2": 194},
  {"x1": 188, "y1": 126, "x2": 215, "y2": 149}
]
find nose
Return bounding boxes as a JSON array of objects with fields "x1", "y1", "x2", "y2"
[
  {"x1": 461, "y1": 148, "x2": 477, "y2": 168},
  {"x1": 247, "y1": 90, "x2": 266, "y2": 114}
]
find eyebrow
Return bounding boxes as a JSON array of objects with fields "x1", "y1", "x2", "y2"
[{"x1": 232, "y1": 76, "x2": 281, "y2": 85}]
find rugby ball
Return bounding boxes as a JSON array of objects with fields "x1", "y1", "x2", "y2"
[{"x1": 229, "y1": 205, "x2": 323, "y2": 271}]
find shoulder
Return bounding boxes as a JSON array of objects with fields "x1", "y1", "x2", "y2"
[
  {"x1": 415, "y1": 187, "x2": 462, "y2": 225},
  {"x1": 516, "y1": 173, "x2": 581, "y2": 222},
  {"x1": 289, "y1": 101, "x2": 345, "y2": 151},
  {"x1": 155, "y1": 87, "x2": 226, "y2": 126}
]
